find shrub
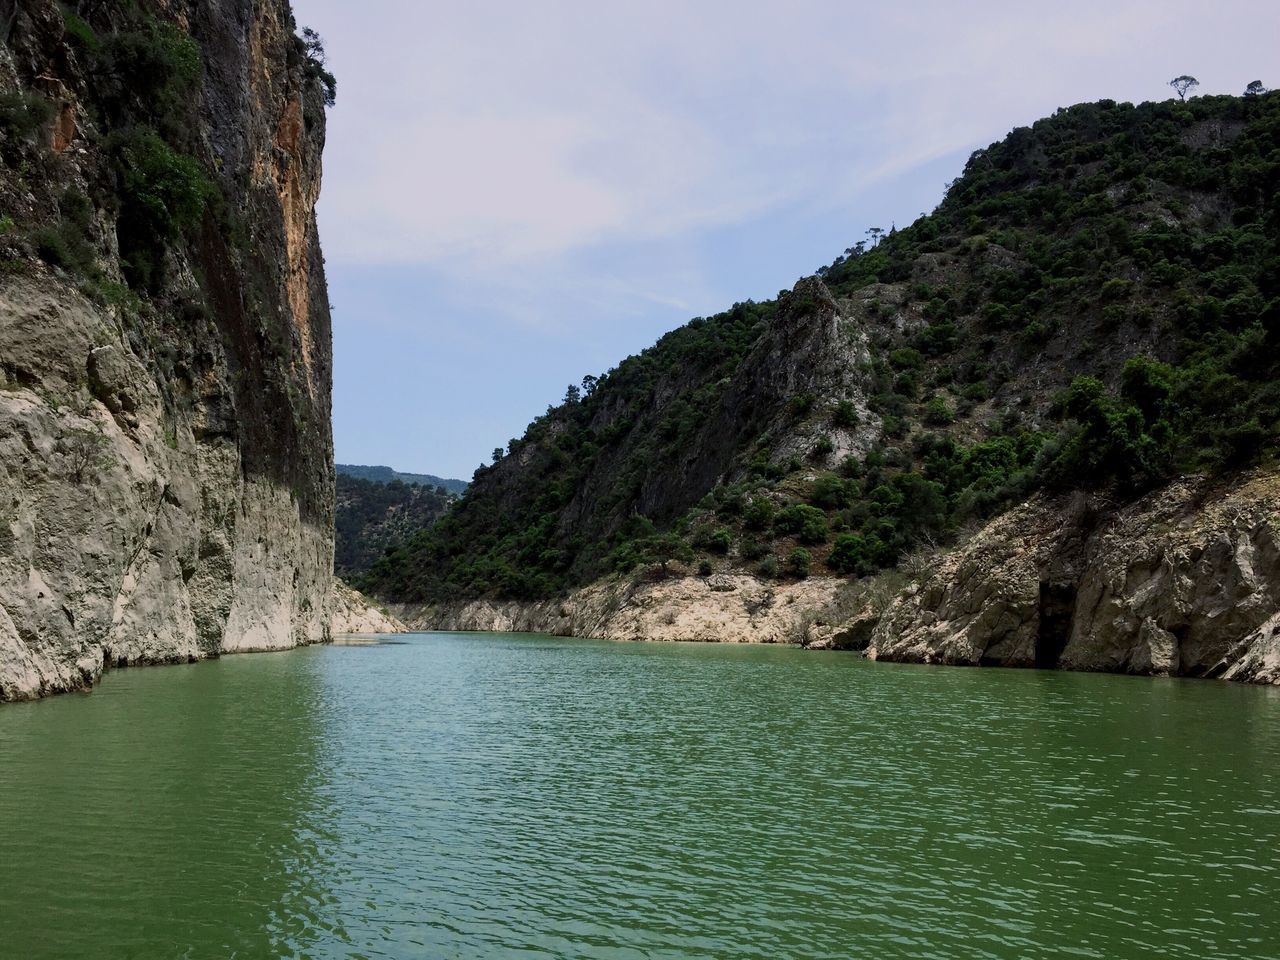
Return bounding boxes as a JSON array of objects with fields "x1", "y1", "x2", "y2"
[
  {"x1": 889, "y1": 347, "x2": 925, "y2": 370},
  {"x1": 758, "y1": 556, "x2": 780, "y2": 579},
  {"x1": 786, "y1": 548, "x2": 811, "y2": 579},
  {"x1": 31, "y1": 224, "x2": 93, "y2": 274},
  {"x1": 810, "y1": 436, "x2": 835, "y2": 460},
  {"x1": 788, "y1": 393, "x2": 816, "y2": 417},
  {"x1": 0, "y1": 92, "x2": 54, "y2": 139},
  {"x1": 707, "y1": 528, "x2": 732, "y2": 554},
  {"x1": 776, "y1": 503, "x2": 828, "y2": 544},
  {"x1": 829, "y1": 533, "x2": 880, "y2": 575},
  {"x1": 109, "y1": 128, "x2": 212, "y2": 288},
  {"x1": 918, "y1": 322, "x2": 958, "y2": 355},
  {"x1": 809, "y1": 475, "x2": 856, "y2": 509},
  {"x1": 96, "y1": 19, "x2": 201, "y2": 130},
  {"x1": 61, "y1": 10, "x2": 99, "y2": 50},
  {"x1": 832, "y1": 399, "x2": 859, "y2": 427},
  {"x1": 924, "y1": 396, "x2": 955, "y2": 425},
  {"x1": 744, "y1": 497, "x2": 774, "y2": 531}
]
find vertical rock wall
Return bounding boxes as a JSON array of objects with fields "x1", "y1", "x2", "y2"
[{"x1": 0, "y1": 0, "x2": 335, "y2": 700}]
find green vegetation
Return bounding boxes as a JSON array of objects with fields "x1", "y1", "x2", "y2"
[
  {"x1": 299, "y1": 28, "x2": 337, "y2": 108},
  {"x1": 359, "y1": 92, "x2": 1280, "y2": 605},
  {"x1": 10, "y1": 9, "x2": 334, "y2": 294},
  {"x1": 0, "y1": 92, "x2": 55, "y2": 141},
  {"x1": 109, "y1": 128, "x2": 212, "y2": 289},
  {"x1": 335, "y1": 475, "x2": 453, "y2": 577}
]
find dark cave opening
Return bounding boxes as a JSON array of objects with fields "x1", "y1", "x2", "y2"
[{"x1": 1036, "y1": 580, "x2": 1077, "y2": 669}]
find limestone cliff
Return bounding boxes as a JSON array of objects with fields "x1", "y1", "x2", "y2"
[
  {"x1": 0, "y1": 0, "x2": 335, "y2": 699},
  {"x1": 398, "y1": 573, "x2": 847, "y2": 646},
  {"x1": 868, "y1": 472, "x2": 1280, "y2": 684},
  {"x1": 330, "y1": 579, "x2": 405, "y2": 636}
]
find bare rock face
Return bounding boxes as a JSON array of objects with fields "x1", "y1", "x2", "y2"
[
  {"x1": 0, "y1": 0, "x2": 335, "y2": 701},
  {"x1": 401, "y1": 574, "x2": 847, "y2": 646},
  {"x1": 869, "y1": 473, "x2": 1280, "y2": 683},
  {"x1": 330, "y1": 579, "x2": 405, "y2": 635}
]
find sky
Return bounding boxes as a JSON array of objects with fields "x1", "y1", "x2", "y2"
[{"x1": 290, "y1": 0, "x2": 1278, "y2": 480}]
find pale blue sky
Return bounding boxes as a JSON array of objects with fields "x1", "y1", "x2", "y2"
[{"x1": 290, "y1": 0, "x2": 1277, "y2": 479}]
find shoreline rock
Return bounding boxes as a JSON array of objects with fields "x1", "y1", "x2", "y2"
[{"x1": 396, "y1": 471, "x2": 1280, "y2": 686}]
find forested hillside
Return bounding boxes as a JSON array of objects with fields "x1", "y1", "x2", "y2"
[
  {"x1": 335, "y1": 474, "x2": 454, "y2": 576},
  {"x1": 358, "y1": 92, "x2": 1280, "y2": 604},
  {"x1": 337, "y1": 463, "x2": 467, "y2": 495}
]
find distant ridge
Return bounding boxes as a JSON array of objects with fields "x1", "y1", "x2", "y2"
[{"x1": 336, "y1": 464, "x2": 469, "y2": 495}]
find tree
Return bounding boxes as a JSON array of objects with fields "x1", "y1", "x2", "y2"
[
  {"x1": 1169, "y1": 75, "x2": 1199, "y2": 101},
  {"x1": 563, "y1": 384, "x2": 581, "y2": 404},
  {"x1": 644, "y1": 534, "x2": 693, "y2": 576},
  {"x1": 1244, "y1": 80, "x2": 1269, "y2": 96},
  {"x1": 60, "y1": 427, "x2": 107, "y2": 483},
  {"x1": 581, "y1": 374, "x2": 599, "y2": 397},
  {"x1": 492, "y1": 447, "x2": 504, "y2": 464},
  {"x1": 300, "y1": 27, "x2": 337, "y2": 107}
]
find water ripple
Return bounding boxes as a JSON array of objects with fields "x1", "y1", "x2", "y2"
[{"x1": 1, "y1": 634, "x2": 1278, "y2": 959}]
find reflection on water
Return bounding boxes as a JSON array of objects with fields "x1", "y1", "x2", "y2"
[
  {"x1": 2, "y1": 633, "x2": 1279, "y2": 959},
  {"x1": 0, "y1": 650, "x2": 338, "y2": 958}
]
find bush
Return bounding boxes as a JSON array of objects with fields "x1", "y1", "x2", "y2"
[
  {"x1": 924, "y1": 396, "x2": 955, "y2": 425},
  {"x1": 829, "y1": 533, "x2": 881, "y2": 576},
  {"x1": 889, "y1": 347, "x2": 925, "y2": 370},
  {"x1": 788, "y1": 393, "x2": 816, "y2": 417},
  {"x1": 809, "y1": 475, "x2": 856, "y2": 509},
  {"x1": 786, "y1": 548, "x2": 811, "y2": 579},
  {"x1": 109, "y1": 128, "x2": 212, "y2": 288},
  {"x1": 61, "y1": 10, "x2": 99, "y2": 50},
  {"x1": 776, "y1": 503, "x2": 828, "y2": 544},
  {"x1": 758, "y1": 556, "x2": 780, "y2": 579},
  {"x1": 832, "y1": 399, "x2": 859, "y2": 427},
  {"x1": 918, "y1": 322, "x2": 958, "y2": 355},
  {"x1": 31, "y1": 224, "x2": 93, "y2": 274},
  {"x1": 96, "y1": 20, "x2": 201, "y2": 130},
  {"x1": 810, "y1": 436, "x2": 835, "y2": 460},
  {"x1": 0, "y1": 92, "x2": 54, "y2": 140},
  {"x1": 743, "y1": 496, "x2": 775, "y2": 531}
]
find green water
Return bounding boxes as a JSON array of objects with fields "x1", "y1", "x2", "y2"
[{"x1": 1, "y1": 633, "x2": 1278, "y2": 959}]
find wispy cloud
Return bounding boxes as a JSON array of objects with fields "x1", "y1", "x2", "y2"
[{"x1": 293, "y1": 0, "x2": 1280, "y2": 474}]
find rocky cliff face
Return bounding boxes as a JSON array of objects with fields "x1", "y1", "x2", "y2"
[
  {"x1": 330, "y1": 579, "x2": 405, "y2": 636},
  {"x1": 0, "y1": 0, "x2": 335, "y2": 700},
  {"x1": 409, "y1": 470, "x2": 1280, "y2": 685},
  {"x1": 869, "y1": 472, "x2": 1280, "y2": 684},
  {"x1": 400, "y1": 573, "x2": 847, "y2": 646}
]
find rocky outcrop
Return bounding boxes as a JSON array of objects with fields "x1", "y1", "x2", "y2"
[
  {"x1": 869, "y1": 473, "x2": 1280, "y2": 684},
  {"x1": 401, "y1": 572, "x2": 847, "y2": 645},
  {"x1": 402, "y1": 471, "x2": 1280, "y2": 687},
  {"x1": 330, "y1": 579, "x2": 405, "y2": 635},
  {"x1": 0, "y1": 1, "x2": 335, "y2": 700}
]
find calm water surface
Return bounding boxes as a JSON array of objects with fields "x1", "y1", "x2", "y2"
[{"x1": 1, "y1": 632, "x2": 1278, "y2": 959}]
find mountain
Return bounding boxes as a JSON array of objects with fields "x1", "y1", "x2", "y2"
[
  {"x1": 335, "y1": 473, "x2": 454, "y2": 577},
  {"x1": 360, "y1": 92, "x2": 1280, "y2": 683},
  {"x1": 0, "y1": 0, "x2": 338, "y2": 699},
  {"x1": 337, "y1": 463, "x2": 468, "y2": 495}
]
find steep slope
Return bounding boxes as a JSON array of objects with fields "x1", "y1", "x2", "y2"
[
  {"x1": 335, "y1": 473, "x2": 453, "y2": 577},
  {"x1": 0, "y1": 0, "x2": 335, "y2": 699},
  {"x1": 362, "y1": 93, "x2": 1280, "y2": 682}
]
